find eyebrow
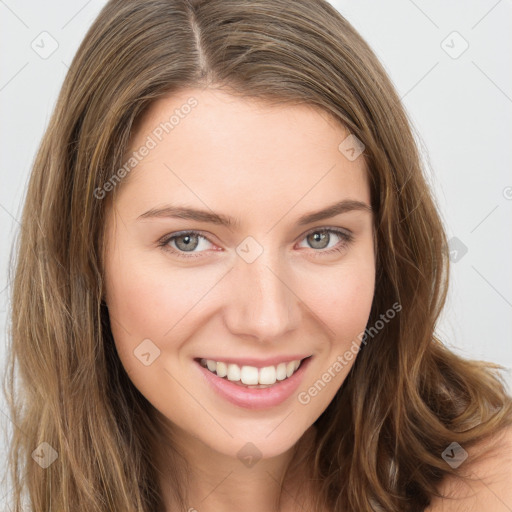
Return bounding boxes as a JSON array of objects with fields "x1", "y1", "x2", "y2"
[{"x1": 137, "y1": 199, "x2": 372, "y2": 228}]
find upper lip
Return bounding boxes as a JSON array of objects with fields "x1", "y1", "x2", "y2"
[{"x1": 195, "y1": 355, "x2": 311, "y2": 368}]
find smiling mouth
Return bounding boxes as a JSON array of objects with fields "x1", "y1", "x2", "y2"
[{"x1": 195, "y1": 356, "x2": 311, "y2": 388}]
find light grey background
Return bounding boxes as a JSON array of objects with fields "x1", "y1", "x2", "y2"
[{"x1": 1, "y1": 0, "x2": 511, "y2": 507}]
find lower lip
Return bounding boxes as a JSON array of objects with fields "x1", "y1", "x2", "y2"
[{"x1": 195, "y1": 357, "x2": 312, "y2": 410}]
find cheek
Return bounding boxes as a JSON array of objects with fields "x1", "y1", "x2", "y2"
[
  {"x1": 293, "y1": 259, "x2": 375, "y2": 413},
  {"x1": 298, "y1": 257, "x2": 375, "y2": 342},
  {"x1": 103, "y1": 247, "x2": 205, "y2": 405},
  {"x1": 104, "y1": 248, "x2": 206, "y2": 342}
]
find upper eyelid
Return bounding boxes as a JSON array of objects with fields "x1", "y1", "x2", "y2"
[
  {"x1": 300, "y1": 225, "x2": 352, "y2": 237},
  {"x1": 162, "y1": 226, "x2": 352, "y2": 249}
]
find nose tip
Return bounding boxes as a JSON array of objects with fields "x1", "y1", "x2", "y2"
[{"x1": 223, "y1": 256, "x2": 300, "y2": 342}]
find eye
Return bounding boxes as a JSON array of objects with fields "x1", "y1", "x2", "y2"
[
  {"x1": 296, "y1": 227, "x2": 354, "y2": 256},
  {"x1": 158, "y1": 227, "x2": 354, "y2": 259},
  {"x1": 158, "y1": 230, "x2": 214, "y2": 258}
]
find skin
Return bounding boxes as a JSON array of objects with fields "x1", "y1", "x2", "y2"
[
  {"x1": 426, "y1": 426, "x2": 512, "y2": 512},
  {"x1": 102, "y1": 87, "x2": 376, "y2": 512}
]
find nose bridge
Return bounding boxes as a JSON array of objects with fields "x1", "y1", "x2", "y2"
[{"x1": 224, "y1": 243, "x2": 299, "y2": 340}]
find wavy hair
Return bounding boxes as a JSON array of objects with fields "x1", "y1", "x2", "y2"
[{"x1": 4, "y1": 0, "x2": 512, "y2": 510}]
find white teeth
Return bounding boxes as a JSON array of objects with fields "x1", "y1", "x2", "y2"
[
  {"x1": 259, "y1": 366, "x2": 277, "y2": 385},
  {"x1": 216, "y1": 362, "x2": 228, "y2": 378},
  {"x1": 240, "y1": 366, "x2": 259, "y2": 385},
  {"x1": 201, "y1": 357, "x2": 305, "y2": 385},
  {"x1": 276, "y1": 363, "x2": 287, "y2": 381},
  {"x1": 227, "y1": 363, "x2": 241, "y2": 381}
]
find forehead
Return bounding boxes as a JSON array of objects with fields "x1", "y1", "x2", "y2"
[{"x1": 114, "y1": 87, "x2": 370, "y2": 221}]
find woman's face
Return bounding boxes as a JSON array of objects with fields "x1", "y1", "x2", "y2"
[{"x1": 103, "y1": 87, "x2": 375, "y2": 461}]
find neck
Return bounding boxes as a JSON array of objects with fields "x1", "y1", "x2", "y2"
[{"x1": 151, "y1": 415, "x2": 319, "y2": 512}]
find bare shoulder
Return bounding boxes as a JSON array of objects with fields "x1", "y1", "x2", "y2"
[{"x1": 425, "y1": 425, "x2": 512, "y2": 512}]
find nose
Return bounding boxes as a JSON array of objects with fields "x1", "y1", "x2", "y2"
[{"x1": 223, "y1": 248, "x2": 301, "y2": 342}]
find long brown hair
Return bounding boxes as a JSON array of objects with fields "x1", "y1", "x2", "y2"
[{"x1": 4, "y1": 0, "x2": 512, "y2": 510}]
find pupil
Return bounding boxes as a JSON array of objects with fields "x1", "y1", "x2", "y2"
[
  {"x1": 310, "y1": 231, "x2": 328, "y2": 249},
  {"x1": 176, "y1": 234, "x2": 198, "y2": 251}
]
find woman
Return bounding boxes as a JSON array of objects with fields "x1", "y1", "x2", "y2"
[{"x1": 4, "y1": 0, "x2": 512, "y2": 511}]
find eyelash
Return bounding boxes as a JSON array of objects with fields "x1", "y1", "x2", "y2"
[{"x1": 157, "y1": 227, "x2": 354, "y2": 259}]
